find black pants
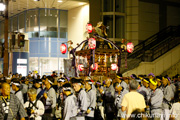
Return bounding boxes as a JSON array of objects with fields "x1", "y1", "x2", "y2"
[
  {"x1": 106, "y1": 112, "x2": 114, "y2": 120},
  {"x1": 85, "y1": 116, "x2": 94, "y2": 120},
  {"x1": 42, "y1": 113, "x2": 52, "y2": 120}
]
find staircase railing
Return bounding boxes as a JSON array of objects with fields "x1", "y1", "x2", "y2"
[
  {"x1": 127, "y1": 25, "x2": 180, "y2": 61},
  {"x1": 121, "y1": 25, "x2": 180, "y2": 73}
]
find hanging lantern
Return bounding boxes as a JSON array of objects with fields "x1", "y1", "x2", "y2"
[
  {"x1": 86, "y1": 23, "x2": 93, "y2": 33},
  {"x1": 88, "y1": 38, "x2": 96, "y2": 49},
  {"x1": 111, "y1": 64, "x2": 118, "y2": 71},
  {"x1": 78, "y1": 64, "x2": 84, "y2": 71},
  {"x1": 127, "y1": 42, "x2": 134, "y2": 53},
  {"x1": 91, "y1": 63, "x2": 98, "y2": 70},
  {"x1": 60, "y1": 43, "x2": 67, "y2": 54}
]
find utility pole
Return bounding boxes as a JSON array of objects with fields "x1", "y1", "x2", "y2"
[{"x1": 3, "y1": 0, "x2": 9, "y2": 76}]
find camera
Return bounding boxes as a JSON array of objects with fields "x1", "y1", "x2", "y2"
[{"x1": 26, "y1": 107, "x2": 32, "y2": 116}]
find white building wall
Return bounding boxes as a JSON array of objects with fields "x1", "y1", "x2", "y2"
[{"x1": 68, "y1": 4, "x2": 89, "y2": 49}]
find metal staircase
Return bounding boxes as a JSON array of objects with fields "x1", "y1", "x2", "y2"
[{"x1": 121, "y1": 25, "x2": 180, "y2": 73}]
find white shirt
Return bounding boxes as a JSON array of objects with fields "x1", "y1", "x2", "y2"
[
  {"x1": 170, "y1": 102, "x2": 180, "y2": 120},
  {"x1": 24, "y1": 100, "x2": 45, "y2": 120},
  {"x1": 121, "y1": 91, "x2": 146, "y2": 119}
]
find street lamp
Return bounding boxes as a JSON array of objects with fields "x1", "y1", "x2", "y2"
[{"x1": 0, "y1": 1, "x2": 5, "y2": 11}]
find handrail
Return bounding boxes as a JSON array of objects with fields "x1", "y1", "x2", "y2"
[
  {"x1": 128, "y1": 25, "x2": 180, "y2": 59},
  {"x1": 121, "y1": 25, "x2": 180, "y2": 73}
]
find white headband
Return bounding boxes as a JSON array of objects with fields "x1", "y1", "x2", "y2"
[
  {"x1": 48, "y1": 80, "x2": 53, "y2": 84},
  {"x1": 58, "y1": 79, "x2": 65, "y2": 82},
  {"x1": 12, "y1": 82, "x2": 20, "y2": 86},
  {"x1": 63, "y1": 87, "x2": 71, "y2": 91},
  {"x1": 88, "y1": 82, "x2": 92, "y2": 85}
]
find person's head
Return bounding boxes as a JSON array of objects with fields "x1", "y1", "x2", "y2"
[
  {"x1": 142, "y1": 78, "x2": 149, "y2": 88},
  {"x1": 162, "y1": 76, "x2": 169, "y2": 87},
  {"x1": 19, "y1": 74, "x2": 22, "y2": 79},
  {"x1": 115, "y1": 83, "x2": 123, "y2": 93},
  {"x1": 52, "y1": 71, "x2": 56, "y2": 75},
  {"x1": 72, "y1": 78, "x2": 82, "y2": 92},
  {"x1": 129, "y1": 80, "x2": 139, "y2": 91},
  {"x1": 37, "y1": 75, "x2": 41, "y2": 79},
  {"x1": 11, "y1": 79, "x2": 21, "y2": 91},
  {"x1": 148, "y1": 73, "x2": 155, "y2": 80},
  {"x1": 84, "y1": 80, "x2": 92, "y2": 90},
  {"x1": 95, "y1": 81, "x2": 101, "y2": 88},
  {"x1": 12, "y1": 74, "x2": 16, "y2": 78},
  {"x1": 116, "y1": 73, "x2": 122, "y2": 83},
  {"x1": 33, "y1": 79, "x2": 42, "y2": 89},
  {"x1": 149, "y1": 79, "x2": 157, "y2": 90},
  {"x1": 45, "y1": 76, "x2": 54, "y2": 90},
  {"x1": 62, "y1": 83, "x2": 72, "y2": 96},
  {"x1": 156, "y1": 76, "x2": 162, "y2": 87},
  {"x1": 57, "y1": 78, "x2": 65, "y2": 87},
  {"x1": 123, "y1": 77, "x2": 129, "y2": 84},
  {"x1": 41, "y1": 75, "x2": 46, "y2": 80},
  {"x1": 27, "y1": 88, "x2": 37, "y2": 102},
  {"x1": 20, "y1": 77, "x2": 26, "y2": 83},
  {"x1": 131, "y1": 74, "x2": 137, "y2": 80},
  {"x1": 15, "y1": 73, "x2": 19, "y2": 78},
  {"x1": 138, "y1": 75, "x2": 144, "y2": 80},
  {"x1": 1, "y1": 82, "x2": 11, "y2": 97},
  {"x1": 105, "y1": 77, "x2": 112, "y2": 87},
  {"x1": 59, "y1": 73, "x2": 63, "y2": 78},
  {"x1": 5, "y1": 77, "x2": 11, "y2": 84}
]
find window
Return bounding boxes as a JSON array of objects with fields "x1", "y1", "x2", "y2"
[
  {"x1": 18, "y1": 13, "x2": 25, "y2": 33},
  {"x1": 115, "y1": 0, "x2": 125, "y2": 12},
  {"x1": 12, "y1": 16, "x2": 18, "y2": 32},
  {"x1": 26, "y1": 10, "x2": 39, "y2": 35},
  {"x1": 60, "y1": 11, "x2": 68, "y2": 38},
  {"x1": 102, "y1": 0, "x2": 125, "y2": 40},
  {"x1": 103, "y1": 15, "x2": 113, "y2": 38},
  {"x1": 103, "y1": 0, "x2": 113, "y2": 12},
  {"x1": 115, "y1": 16, "x2": 125, "y2": 38},
  {"x1": 40, "y1": 9, "x2": 58, "y2": 37}
]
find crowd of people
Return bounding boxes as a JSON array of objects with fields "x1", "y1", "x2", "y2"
[{"x1": 0, "y1": 71, "x2": 180, "y2": 120}]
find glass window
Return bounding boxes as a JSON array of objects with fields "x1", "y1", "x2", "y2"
[
  {"x1": 103, "y1": 15, "x2": 113, "y2": 38},
  {"x1": 12, "y1": 16, "x2": 18, "y2": 32},
  {"x1": 40, "y1": 57, "x2": 59, "y2": 76},
  {"x1": 115, "y1": 16, "x2": 125, "y2": 38},
  {"x1": 26, "y1": 10, "x2": 39, "y2": 33},
  {"x1": 40, "y1": 9, "x2": 58, "y2": 38},
  {"x1": 29, "y1": 57, "x2": 64, "y2": 76},
  {"x1": 103, "y1": 0, "x2": 113, "y2": 12},
  {"x1": 19, "y1": 13, "x2": 25, "y2": 33},
  {"x1": 60, "y1": 10, "x2": 68, "y2": 38},
  {"x1": 29, "y1": 57, "x2": 39, "y2": 74},
  {"x1": 115, "y1": 0, "x2": 125, "y2": 12}
]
